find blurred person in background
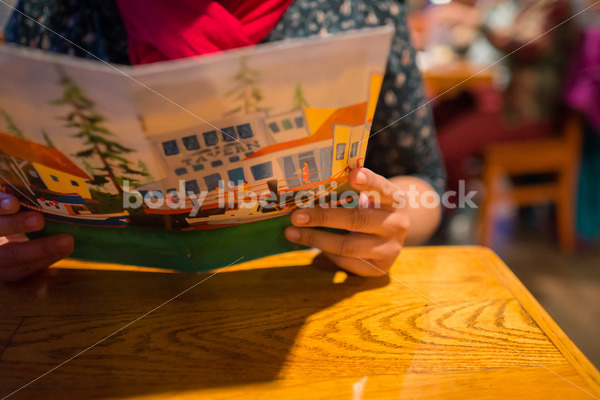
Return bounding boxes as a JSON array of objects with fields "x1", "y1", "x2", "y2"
[
  {"x1": 425, "y1": 0, "x2": 576, "y2": 194},
  {"x1": 565, "y1": 0, "x2": 600, "y2": 243}
]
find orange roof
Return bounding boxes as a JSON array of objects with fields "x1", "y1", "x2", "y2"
[
  {"x1": 0, "y1": 131, "x2": 92, "y2": 180},
  {"x1": 244, "y1": 102, "x2": 367, "y2": 161}
]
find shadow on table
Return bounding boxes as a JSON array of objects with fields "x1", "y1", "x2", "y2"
[{"x1": 0, "y1": 254, "x2": 389, "y2": 399}]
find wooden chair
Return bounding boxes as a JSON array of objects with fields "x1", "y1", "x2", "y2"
[{"x1": 478, "y1": 114, "x2": 583, "y2": 251}]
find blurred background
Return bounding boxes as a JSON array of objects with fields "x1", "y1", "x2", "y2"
[
  {"x1": 1, "y1": 0, "x2": 599, "y2": 367},
  {"x1": 407, "y1": 0, "x2": 600, "y2": 368}
]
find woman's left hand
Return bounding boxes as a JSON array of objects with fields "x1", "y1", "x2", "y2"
[{"x1": 284, "y1": 168, "x2": 410, "y2": 277}]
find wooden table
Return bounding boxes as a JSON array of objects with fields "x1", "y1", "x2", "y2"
[
  {"x1": 1, "y1": 247, "x2": 599, "y2": 399},
  {"x1": 421, "y1": 59, "x2": 496, "y2": 99}
]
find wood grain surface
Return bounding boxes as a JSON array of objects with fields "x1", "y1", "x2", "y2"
[{"x1": 0, "y1": 247, "x2": 598, "y2": 400}]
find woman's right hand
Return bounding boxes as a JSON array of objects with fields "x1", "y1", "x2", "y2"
[{"x1": 0, "y1": 192, "x2": 74, "y2": 281}]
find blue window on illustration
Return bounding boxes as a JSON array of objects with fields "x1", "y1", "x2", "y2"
[
  {"x1": 298, "y1": 151, "x2": 314, "y2": 159},
  {"x1": 50, "y1": 175, "x2": 59, "y2": 182},
  {"x1": 283, "y1": 156, "x2": 301, "y2": 188},
  {"x1": 211, "y1": 160, "x2": 223, "y2": 167},
  {"x1": 182, "y1": 135, "x2": 200, "y2": 151},
  {"x1": 203, "y1": 174, "x2": 222, "y2": 192},
  {"x1": 71, "y1": 180, "x2": 79, "y2": 186},
  {"x1": 320, "y1": 147, "x2": 333, "y2": 177},
  {"x1": 269, "y1": 122, "x2": 280, "y2": 133},
  {"x1": 175, "y1": 167, "x2": 187, "y2": 176},
  {"x1": 228, "y1": 168, "x2": 245, "y2": 186},
  {"x1": 294, "y1": 117, "x2": 304, "y2": 128},
  {"x1": 229, "y1": 156, "x2": 240, "y2": 163},
  {"x1": 162, "y1": 140, "x2": 179, "y2": 156},
  {"x1": 203, "y1": 131, "x2": 218, "y2": 146},
  {"x1": 245, "y1": 152, "x2": 254, "y2": 157},
  {"x1": 237, "y1": 123, "x2": 254, "y2": 139},
  {"x1": 148, "y1": 191, "x2": 164, "y2": 201},
  {"x1": 350, "y1": 142, "x2": 359, "y2": 158},
  {"x1": 336, "y1": 143, "x2": 346, "y2": 160},
  {"x1": 185, "y1": 179, "x2": 200, "y2": 194},
  {"x1": 250, "y1": 161, "x2": 273, "y2": 181},
  {"x1": 221, "y1": 126, "x2": 237, "y2": 142}
]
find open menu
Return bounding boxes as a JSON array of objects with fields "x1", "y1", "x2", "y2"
[{"x1": 0, "y1": 26, "x2": 393, "y2": 271}]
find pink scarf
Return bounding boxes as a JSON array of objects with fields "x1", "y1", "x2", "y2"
[{"x1": 115, "y1": 0, "x2": 294, "y2": 65}]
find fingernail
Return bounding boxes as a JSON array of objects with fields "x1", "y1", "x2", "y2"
[
  {"x1": 285, "y1": 227, "x2": 300, "y2": 241},
  {"x1": 56, "y1": 236, "x2": 72, "y2": 251},
  {"x1": 359, "y1": 192, "x2": 370, "y2": 208},
  {"x1": 1, "y1": 198, "x2": 15, "y2": 211},
  {"x1": 293, "y1": 212, "x2": 309, "y2": 225},
  {"x1": 24, "y1": 214, "x2": 42, "y2": 229},
  {"x1": 355, "y1": 171, "x2": 367, "y2": 185}
]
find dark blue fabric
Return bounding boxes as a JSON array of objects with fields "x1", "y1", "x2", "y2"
[
  {"x1": 4, "y1": 0, "x2": 129, "y2": 64},
  {"x1": 577, "y1": 121, "x2": 600, "y2": 241}
]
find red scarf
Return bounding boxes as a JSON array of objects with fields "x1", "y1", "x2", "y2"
[{"x1": 115, "y1": 0, "x2": 294, "y2": 65}]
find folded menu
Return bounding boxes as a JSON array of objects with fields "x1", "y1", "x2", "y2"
[{"x1": 0, "y1": 26, "x2": 393, "y2": 271}]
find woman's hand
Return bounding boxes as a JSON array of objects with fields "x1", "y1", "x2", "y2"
[
  {"x1": 284, "y1": 168, "x2": 411, "y2": 277},
  {"x1": 0, "y1": 192, "x2": 74, "y2": 281}
]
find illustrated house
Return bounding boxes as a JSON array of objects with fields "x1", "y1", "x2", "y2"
[
  {"x1": 248, "y1": 102, "x2": 370, "y2": 188},
  {"x1": 0, "y1": 131, "x2": 92, "y2": 199},
  {"x1": 136, "y1": 73, "x2": 384, "y2": 217},
  {"x1": 140, "y1": 111, "x2": 272, "y2": 199}
]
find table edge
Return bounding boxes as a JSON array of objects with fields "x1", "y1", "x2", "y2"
[{"x1": 474, "y1": 246, "x2": 600, "y2": 396}]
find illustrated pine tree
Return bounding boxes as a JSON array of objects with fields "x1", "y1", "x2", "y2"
[
  {"x1": 0, "y1": 108, "x2": 26, "y2": 139},
  {"x1": 52, "y1": 72, "x2": 148, "y2": 196},
  {"x1": 115, "y1": 159, "x2": 145, "y2": 187},
  {"x1": 137, "y1": 160, "x2": 154, "y2": 184},
  {"x1": 292, "y1": 83, "x2": 310, "y2": 110},
  {"x1": 81, "y1": 159, "x2": 106, "y2": 189},
  {"x1": 42, "y1": 130, "x2": 56, "y2": 148},
  {"x1": 224, "y1": 57, "x2": 268, "y2": 116}
]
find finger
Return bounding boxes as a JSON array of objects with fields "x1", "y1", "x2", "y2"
[
  {"x1": 0, "y1": 234, "x2": 74, "y2": 274},
  {"x1": 291, "y1": 207, "x2": 400, "y2": 235},
  {"x1": 0, "y1": 252, "x2": 66, "y2": 282},
  {"x1": 0, "y1": 211, "x2": 45, "y2": 236},
  {"x1": 285, "y1": 226, "x2": 384, "y2": 260},
  {"x1": 0, "y1": 192, "x2": 20, "y2": 215},
  {"x1": 348, "y1": 168, "x2": 401, "y2": 206},
  {"x1": 322, "y1": 253, "x2": 388, "y2": 277}
]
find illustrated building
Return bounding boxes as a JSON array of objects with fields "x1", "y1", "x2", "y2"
[
  {"x1": 0, "y1": 131, "x2": 91, "y2": 199},
  {"x1": 140, "y1": 96, "x2": 379, "y2": 204},
  {"x1": 132, "y1": 73, "x2": 382, "y2": 225},
  {"x1": 0, "y1": 131, "x2": 130, "y2": 228}
]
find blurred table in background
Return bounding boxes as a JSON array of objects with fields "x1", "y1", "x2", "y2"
[
  {"x1": 408, "y1": 9, "x2": 498, "y2": 100},
  {"x1": 421, "y1": 59, "x2": 497, "y2": 100},
  {"x1": 1, "y1": 247, "x2": 599, "y2": 399}
]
